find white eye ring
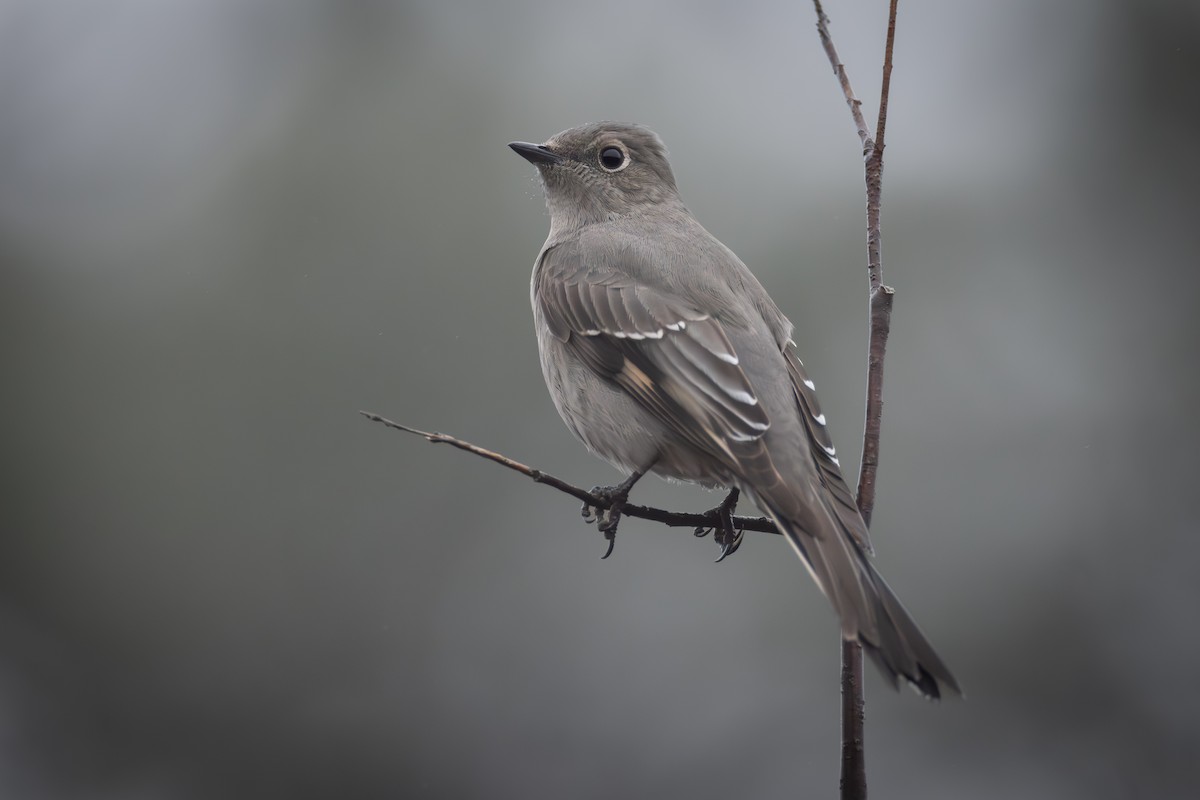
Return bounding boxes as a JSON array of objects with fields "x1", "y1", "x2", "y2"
[{"x1": 597, "y1": 145, "x2": 628, "y2": 172}]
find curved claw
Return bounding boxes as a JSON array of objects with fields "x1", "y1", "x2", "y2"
[
  {"x1": 582, "y1": 470, "x2": 645, "y2": 559},
  {"x1": 714, "y1": 525, "x2": 746, "y2": 563},
  {"x1": 706, "y1": 487, "x2": 744, "y2": 563},
  {"x1": 601, "y1": 533, "x2": 616, "y2": 560}
]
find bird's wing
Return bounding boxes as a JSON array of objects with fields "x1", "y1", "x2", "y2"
[
  {"x1": 781, "y1": 340, "x2": 874, "y2": 555},
  {"x1": 536, "y1": 244, "x2": 791, "y2": 494}
]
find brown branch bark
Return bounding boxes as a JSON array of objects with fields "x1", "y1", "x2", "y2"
[
  {"x1": 812, "y1": 1, "x2": 901, "y2": 799},
  {"x1": 812, "y1": 1, "x2": 874, "y2": 157},
  {"x1": 359, "y1": 412, "x2": 780, "y2": 536}
]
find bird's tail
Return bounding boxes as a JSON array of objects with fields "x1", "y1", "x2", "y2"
[{"x1": 752, "y1": 492, "x2": 962, "y2": 699}]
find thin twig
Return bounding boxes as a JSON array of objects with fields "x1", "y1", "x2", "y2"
[
  {"x1": 359, "y1": 411, "x2": 780, "y2": 536},
  {"x1": 812, "y1": 1, "x2": 902, "y2": 799},
  {"x1": 812, "y1": 0, "x2": 874, "y2": 157},
  {"x1": 874, "y1": 0, "x2": 899, "y2": 157}
]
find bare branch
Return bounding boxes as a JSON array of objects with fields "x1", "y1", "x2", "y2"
[
  {"x1": 856, "y1": 2, "x2": 899, "y2": 527},
  {"x1": 812, "y1": 0, "x2": 874, "y2": 156},
  {"x1": 855, "y1": 285, "x2": 894, "y2": 528},
  {"x1": 812, "y1": 1, "x2": 903, "y2": 798},
  {"x1": 840, "y1": 637, "x2": 867, "y2": 800},
  {"x1": 359, "y1": 411, "x2": 780, "y2": 537},
  {"x1": 862, "y1": 0, "x2": 900, "y2": 300},
  {"x1": 875, "y1": 0, "x2": 900, "y2": 156}
]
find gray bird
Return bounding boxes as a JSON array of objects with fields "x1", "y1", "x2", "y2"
[{"x1": 509, "y1": 122, "x2": 960, "y2": 699}]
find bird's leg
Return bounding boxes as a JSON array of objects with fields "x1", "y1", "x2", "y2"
[
  {"x1": 582, "y1": 466, "x2": 650, "y2": 559},
  {"x1": 692, "y1": 487, "x2": 745, "y2": 563}
]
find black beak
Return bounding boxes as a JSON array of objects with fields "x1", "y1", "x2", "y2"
[{"x1": 508, "y1": 141, "x2": 564, "y2": 166}]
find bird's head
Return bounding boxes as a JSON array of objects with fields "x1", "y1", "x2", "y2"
[{"x1": 510, "y1": 122, "x2": 682, "y2": 234}]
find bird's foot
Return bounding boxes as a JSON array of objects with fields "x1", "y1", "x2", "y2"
[
  {"x1": 581, "y1": 470, "x2": 645, "y2": 559},
  {"x1": 692, "y1": 487, "x2": 745, "y2": 562}
]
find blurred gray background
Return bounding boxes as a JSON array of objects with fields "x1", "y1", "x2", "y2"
[{"x1": 3, "y1": 1, "x2": 1197, "y2": 798}]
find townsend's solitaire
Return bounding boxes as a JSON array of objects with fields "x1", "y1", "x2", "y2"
[{"x1": 510, "y1": 122, "x2": 960, "y2": 699}]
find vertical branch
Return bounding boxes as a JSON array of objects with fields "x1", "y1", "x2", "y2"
[
  {"x1": 812, "y1": 1, "x2": 901, "y2": 799},
  {"x1": 858, "y1": 2, "x2": 899, "y2": 525},
  {"x1": 839, "y1": 637, "x2": 868, "y2": 800},
  {"x1": 855, "y1": 286, "x2": 894, "y2": 530}
]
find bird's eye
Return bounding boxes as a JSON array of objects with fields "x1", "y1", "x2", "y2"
[{"x1": 599, "y1": 146, "x2": 627, "y2": 171}]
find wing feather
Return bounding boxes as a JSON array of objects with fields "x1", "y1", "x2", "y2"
[
  {"x1": 535, "y1": 245, "x2": 772, "y2": 458},
  {"x1": 558, "y1": 281, "x2": 592, "y2": 335},
  {"x1": 783, "y1": 341, "x2": 874, "y2": 554}
]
